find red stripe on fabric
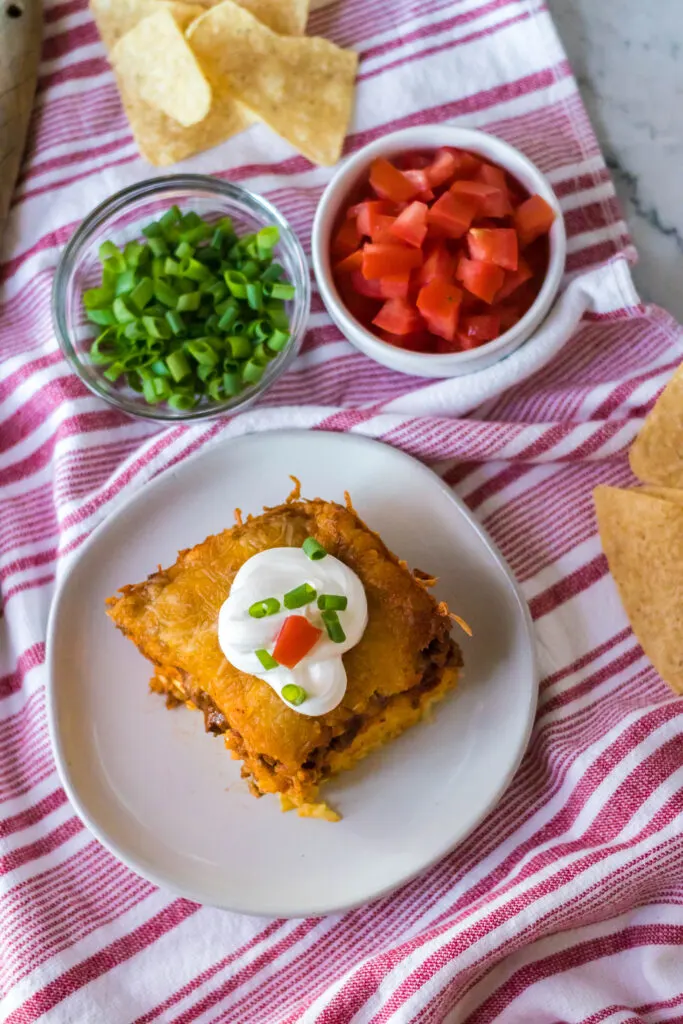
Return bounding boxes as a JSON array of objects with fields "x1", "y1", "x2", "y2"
[
  {"x1": 169, "y1": 920, "x2": 321, "y2": 1024},
  {"x1": 37, "y1": 57, "x2": 109, "y2": 94},
  {"x1": 0, "y1": 643, "x2": 45, "y2": 699},
  {"x1": 42, "y1": 19, "x2": 99, "y2": 61},
  {"x1": 529, "y1": 553, "x2": 608, "y2": 621},
  {"x1": 0, "y1": 817, "x2": 83, "y2": 876},
  {"x1": 44, "y1": 0, "x2": 87, "y2": 22},
  {"x1": 313, "y1": 701, "x2": 682, "y2": 1024},
  {"x1": 467, "y1": 925, "x2": 683, "y2": 1024},
  {"x1": 0, "y1": 789, "x2": 67, "y2": 839},
  {"x1": 368, "y1": 738, "x2": 683, "y2": 1024},
  {"x1": 15, "y1": 153, "x2": 139, "y2": 208},
  {"x1": 4, "y1": 900, "x2": 200, "y2": 1024},
  {"x1": 1, "y1": 574, "x2": 56, "y2": 608},
  {"x1": 0, "y1": 409, "x2": 139, "y2": 488},
  {"x1": 132, "y1": 921, "x2": 287, "y2": 1024},
  {"x1": 359, "y1": 11, "x2": 532, "y2": 83}
]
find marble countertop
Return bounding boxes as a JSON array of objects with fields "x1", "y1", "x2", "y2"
[{"x1": 547, "y1": 0, "x2": 683, "y2": 321}]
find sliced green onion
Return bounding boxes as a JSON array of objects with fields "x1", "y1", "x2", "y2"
[
  {"x1": 281, "y1": 684, "x2": 307, "y2": 706},
  {"x1": 153, "y1": 280, "x2": 178, "y2": 308},
  {"x1": 262, "y1": 262, "x2": 284, "y2": 283},
  {"x1": 246, "y1": 281, "x2": 263, "y2": 311},
  {"x1": 165, "y1": 310, "x2": 185, "y2": 335},
  {"x1": 168, "y1": 392, "x2": 198, "y2": 411},
  {"x1": 269, "y1": 282, "x2": 296, "y2": 301},
  {"x1": 166, "y1": 349, "x2": 192, "y2": 382},
  {"x1": 130, "y1": 277, "x2": 154, "y2": 311},
  {"x1": 160, "y1": 204, "x2": 181, "y2": 230},
  {"x1": 115, "y1": 269, "x2": 137, "y2": 296},
  {"x1": 224, "y1": 270, "x2": 248, "y2": 298},
  {"x1": 227, "y1": 335, "x2": 252, "y2": 359},
  {"x1": 148, "y1": 236, "x2": 169, "y2": 258},
  {"x1": 83, "y1": 286, "x2": 114, "y2": 309},
  {"x1": 268, "y1": 329, "x2": 290, "y2": 352},
  {"x1": 112, "y1": 296, "x2": 135, "y2": 324},
  {"x1": 223, "y1": 371, "x2": 241, "y2": 396},
  {"x1": 317, "y1": 594, "x2": 348, "y2": 611},
  {"x1": 321, "y1": 609, "x2": 346, "y2": 644},
  {"x1": 242, "y1": 358, "x2": 264, "y2": 385},
  {"x1": 283, "y1": 583, "x2": 317, "y2": 610},
  {"x1": 176, "y1": 291, "x2": 200, "y2": 312},
  {"x1": 255, "y1": 649, "x2": 279, "y2": 671},
  {"x1": 303, "y1": 537, "x2": 327, "y2": 561},
  {"x1": 124, "y1": 241, "x2": 147, "y2": 268},
  {"x1": 86, "y1": 308, "x2": 117, "y2": 326},
  {"x1": 186, "y1": 340, "x2": 218, "y2": 367},
  {"x1": 249, "y1": 597, "x2": 281, "y2": 618}
]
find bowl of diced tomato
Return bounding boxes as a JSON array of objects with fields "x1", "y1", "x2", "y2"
[{"x1": 311, "y1": 126, "x2": 566, "y2": 379}]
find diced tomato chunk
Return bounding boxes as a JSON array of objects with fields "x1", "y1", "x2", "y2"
[
  {"x1": 416, "y1": 278, "x2": 463, "y2": 342},
  {"x1": 355, "y1": 200, "x2": 396, "y2": 238},
  {"x1": 416, "y1": 243, "x2": 457, "y2": 287},
  {"x1": 334, "y1": 248, "x2": 364, "y2": 274},
  {"x1": 350, "y1": 269, "x2": 384, "y2": 298},
  {"x1": 514, "y1": 194, "x2": 556, "y2": 246},
  {"x1": 427, "y1": 192, "x2": 478, "y2": 239},
  {"x1": 332, "y1": 218, "x2": 361, "y2": 259},
  {"x1": 467, "y1": 227, "x2": 518, "y2": 271},
  {"x1": 393, "y1": 151, "x2": 432, "y2": 171},
  {"x1": 369, "y1": 158, "x2": 420, "y2": 202},
  {"x1": 379, "y1": 272, "x2": 411, "y2": 299},
  {"x1": 449, "y1": 149, "x2": 482, "y2": 179},
  {"x1": 378, "y1": 328, "x2": 437, "y2": 353},
  {"x1": 369, "y1": 214, "x2": 397, "y2": 243},
  {"x1": 476, "y1": 163, "x2": 508, "y2": 191},
  {"x1": 451, "y1": 178, "x2": 511, "y2": 218},
  {"x1": 400, "y1": 168, "x2": 430, "y2": 192},
  {"x1": 389, "y1": 201, "x2": 428, "y2": 248},
  {"x1": 273, "y1": 616, "x2": 322, "y2": 669},
  {"x1": 425, "y1": 148, "x2": 459, "y2": 187},
  {"x1": 456, "y1": 257, "x2": 505, "y2": 304},
  {"x1": 373, "y1": 297, "x2": 424, "y2": 335},
  {"x1": 494, "y1": 256, "x2": 533, "y2": 300},
  {"x1": 459, "y1": 313, "x2": 501, "y2": 346},
  {"x1": 362, "y1": 243, "x2": 423, "y2": 279}
]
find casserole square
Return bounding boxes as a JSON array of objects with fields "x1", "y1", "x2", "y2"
[{"x1": 106, "y1": 495, "x2": 462, "y2": 819}]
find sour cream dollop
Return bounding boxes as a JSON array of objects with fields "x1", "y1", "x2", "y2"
[{"x1": 218, "y1": 547, "x2": 368, "y2": 716}]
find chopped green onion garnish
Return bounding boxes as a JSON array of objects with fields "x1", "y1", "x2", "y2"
[
  {"x1": 317, "y1": 594, "x2": 348, "y2": 611},
  {"x1": 303, "y1": 538, "x2": 327, "y2": 561},
  {"x1": 81, "y1": 206, "x2": 295, "y2": 410},
  {"x1": 283, "y1": 583, "x2": 317, "y2": 609},
  {"x1": 256, "y1": 649, "x2": 279, "y2": 671},
  {"x1": 321, "y1": 609, "x2": 346, "y2": 644},
  {"x1": 281, "y1": 684, "x2": 307, "y2": 706},
  {"x1": 249, "y1": 597, "x2": 281, "y2": 618}
]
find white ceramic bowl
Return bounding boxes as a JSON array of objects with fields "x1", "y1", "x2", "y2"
[{"x1": 311, "y1": 126, "x2": 567, "y2": 379}]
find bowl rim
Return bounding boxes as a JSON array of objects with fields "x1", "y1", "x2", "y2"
[
  {"x1": 311, "y1": 126, "x2": 567, "y2": 371},
  {"x1": 52, "y1": 173, "x2": 311, "y2": 423}
]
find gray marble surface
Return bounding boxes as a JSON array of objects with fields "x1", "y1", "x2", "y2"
[{"x1": 547, "y1": 0, "x2": 683, "y2": 322}]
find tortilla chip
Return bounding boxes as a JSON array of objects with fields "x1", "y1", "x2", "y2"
[
  {"x1": 187, "y1": 1, "x2": 357, "y2": 165},
  {"x1": 112, "y1": 9, "x2": 212, "y2": 127},
  {"x1": 639, "y1": 486, "x2": 683, "y2": 507},
  {"x1": 90, "y1": 0, "x2": 204, "y2": 50},
  {"x1": 115, "y1": 72, "x2": 252, "y2": 165},
  {"x1": 594, "y1": 485, "x2": 683, "y2": 693},
  {"x1": 233, "y1": 0, "x2": 309, "y2": 35},
  {"x1": 630, "y1": 364, "x2": 683, "y2": 488},
  {"x1": 91, "y1": 0, "x2": 308, "y2": 51}
]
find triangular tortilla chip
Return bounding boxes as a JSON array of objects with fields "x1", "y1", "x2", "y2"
[
  {"x1": 187, "y1": 0, "x2": 357, "y2": 166},
  {"x1": 595, "y1": 485, "x2": 683, "y2": 693},
  {"x1": 112, "y1": 8, "x2": 212, "y2": 127},
  {"x1": 630, "y1": 364, "x2": 683, "y2": 488}
]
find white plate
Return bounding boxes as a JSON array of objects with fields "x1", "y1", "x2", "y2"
[{"x1": 47, "y1": 431, "x2": 537, "y2": 917}]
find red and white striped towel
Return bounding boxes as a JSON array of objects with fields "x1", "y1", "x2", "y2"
[{"x1": 3, "y1": 1, "x2": 683, "y2": 1021}]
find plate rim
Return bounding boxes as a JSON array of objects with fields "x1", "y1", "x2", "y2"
[{"x1": 46, "y1": 429, "x2": 538, "y2": 917}]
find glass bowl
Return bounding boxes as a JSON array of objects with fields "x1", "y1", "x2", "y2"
[{"x1": 52, "y1": 175, "x2": 311, "y2": 422}]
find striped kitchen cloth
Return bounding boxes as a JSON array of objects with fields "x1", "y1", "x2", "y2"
[{"x1": 2, "y1": 0, "x2": 683, "y2": 1021}]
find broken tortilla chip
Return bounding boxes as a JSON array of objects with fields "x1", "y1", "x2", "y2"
[
  {"x1": 187, "y1": 0, "x2": 357, "y2": 166},
  {"x1": 231, "y1": 0, "x2": 309, "y2": 35},
  {"x1": 594, "y1": 485, "x2": 683, "y2": 693},
  {"x1": 638, "y1": 486, "x2": 683, "y2": 507},
  {"x1": 113, "y1": 8, "x2": 212, "y2": 127},
  {"x1": 630, "y1": 364, "x2": 683, "y2": 489}
]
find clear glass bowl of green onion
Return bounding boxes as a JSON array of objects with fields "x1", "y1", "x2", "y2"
[{"x1": 52, "y1": 175, "x2": 311, "y2": 421}]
